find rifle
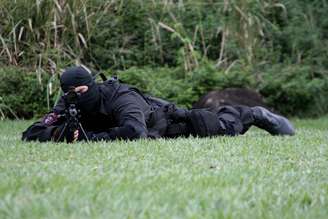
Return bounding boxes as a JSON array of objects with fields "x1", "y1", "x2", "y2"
[{"x1": 56, "y1": 87, "x2": 89, "y2": 143}]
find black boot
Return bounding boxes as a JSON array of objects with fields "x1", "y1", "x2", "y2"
[{"x1": 251, "y1": 106, "x2": 295, "y2": 136}]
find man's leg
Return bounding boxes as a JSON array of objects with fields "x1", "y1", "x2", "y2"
[
  {"x1": 209, "y1": 105, "x2": 252, "y2": 135},
  {"x1": 165, "y1": 105, "x2": 295, "y2": 138},
  {"x1": 250, "y1": 106, "x2": 295, "y2": 135},
  {"x1": 211, "y1": 105, "x2": 295, "y2": 136},
  {"x1": 167, "y1": 106, "x2": 249, "y2": 137}
]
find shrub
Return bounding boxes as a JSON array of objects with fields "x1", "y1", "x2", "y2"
[
  {"x1": 1, "y1": 63, "x2": 327, "y2": 119},
  {"x1": 259, "y1": 64, "x2": 328, "y2": 117},
  {"x1": 189, "y1": 62, "x2": 256, "y2": 96},
  {"x1": 0, "y1": 67, "x2": 58, "y2": 119},
  {"x1": 113, "y1": 61, "x2": 256, "y2": 108},
  {"x1": 115, "y1": 63, "x2": 328, "y2": 117},
  {"x1": 114, "y1": 67, "x2": 195, "y2": 108},
  {"x1": 0, "y1": 63, "x2": 256, "y2": 119}
]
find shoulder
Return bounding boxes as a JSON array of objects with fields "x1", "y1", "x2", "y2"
[{"x1": 98, "y1": 80, "x2": 136, "y2": 110}]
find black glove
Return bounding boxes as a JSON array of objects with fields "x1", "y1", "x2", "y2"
[{"x1": 42, "y1": 112, "x2": 60, "y2": 126}]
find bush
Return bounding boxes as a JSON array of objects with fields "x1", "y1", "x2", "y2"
[
  {"x1": 113, "y1": 61, "x2": 256, "y2": 108},
  {"x1": 114, "y1": 67, "x2": 195, "y2": 108},
  {"x1": 1, "y1": 63, "x2": 327, "y2": 119},
  {"x1": 259, "y1": 64, "x2": 328, "y2": 117},
  {"x1": 0, "y1": 63, "x2": 256, "y2": 119},
  {"x1": 115, "y1": 63, "x2": 328, "y2": 117},
  {"x1": 0, "y1": 67, "x2": 58, "y2": 119}
]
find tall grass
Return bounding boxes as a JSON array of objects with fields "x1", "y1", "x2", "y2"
[
  {"x1": 0, "y1": 0, "x2": 93, "y2": 69},
  {"x1": 0, "y1": 0, "x2": 327, "y2": 118},
  {"x1": 1, "y1": 0, "x2": 327, "y2": 71},
  {"x1": 2, "y1": 0, "x2": 319, "y2": 72}
]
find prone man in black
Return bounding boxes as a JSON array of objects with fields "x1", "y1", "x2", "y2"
[{"x1": 22, "y1": 66, "x2": 295, "y2": 142}]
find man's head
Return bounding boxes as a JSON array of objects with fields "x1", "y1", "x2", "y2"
[{"x1": 60, "y1": 66, "x2": 100, "y2": 114}]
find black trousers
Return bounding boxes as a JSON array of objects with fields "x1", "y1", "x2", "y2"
[
  {"x1": 208, "y1": 105, "x2": 254, "y2": 135},
  {"x1": 165, "y1": 105, "x2": 255, "y2": 138}
]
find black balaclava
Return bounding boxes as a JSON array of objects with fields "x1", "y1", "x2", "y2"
[{"x1": 60, "y1": 66, "x2": 100, "y2": 114}]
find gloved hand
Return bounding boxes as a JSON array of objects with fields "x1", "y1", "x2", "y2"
[{"x1": 42, "y1": 112, "x2": 60, "y2": 126}]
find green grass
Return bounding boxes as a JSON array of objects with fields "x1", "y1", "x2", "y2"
[{"x1": 0, "y1": 118, "x2": 327, "y2": 219}]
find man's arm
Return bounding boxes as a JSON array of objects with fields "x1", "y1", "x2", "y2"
[
  {"x1": 87, "y1": 92, "x2": 149, "y2": 141},
  {"x1": 22, "y1": 95, "x2": 68, "y2": 142}
]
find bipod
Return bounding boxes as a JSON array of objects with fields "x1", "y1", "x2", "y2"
[{"x1": 56, "y1": 121, "x2": 90, "y2": 143}]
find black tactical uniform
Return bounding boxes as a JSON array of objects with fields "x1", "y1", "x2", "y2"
[{"x1": 22, "y1": 66, "x2": 295, "y2": 142}]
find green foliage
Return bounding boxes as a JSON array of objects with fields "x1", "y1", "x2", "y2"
[
  {"x1": 0, "y1": 63, "x2": 326, "y2": 119},
  {"x1": 0, "y1": 67, "x2": 57, "y2": 119},
  {"x1": 115, "y1": 67, "x2": 196, "y2": 107},
  {"x1": 1, "y1": 118, "x2": 328, "y2": 218},
  {"x1": 3, "y1": 0, "x2": 327, "y2": 70},
  {"x1": 115, "y1": 61, "x2": 255, "y2": 108},
  {"x1": 1, "y1": 0, "x2": 328, "y2": 117},
  {"x1": 259, "y1": 64, "x2": 328, "y2": 117}
]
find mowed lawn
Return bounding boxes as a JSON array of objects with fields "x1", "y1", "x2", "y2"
[{"x1": 0, "y1": 118, "x2": 327, "y2": 219}]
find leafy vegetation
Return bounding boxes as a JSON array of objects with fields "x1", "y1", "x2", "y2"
[
  {"x1": 116, "y1": 62, "x2": 256, "y2": 108},
  {"x1": 259, "y1": 64, "x2": 328, "y2": 117},
  {"x1": 0, "y1": 67, "x2": 59, "y2": 119},
  {"x1": 0, "y1": 118, "x2": 327, "y2": 218},
  {"x1": 0, "y1": 0, "x2": 328, "y2": 118}
]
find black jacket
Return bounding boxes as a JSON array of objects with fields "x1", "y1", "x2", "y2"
[{"x1": 22, "y1": 78, "x2": 184, "y2": 142}]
